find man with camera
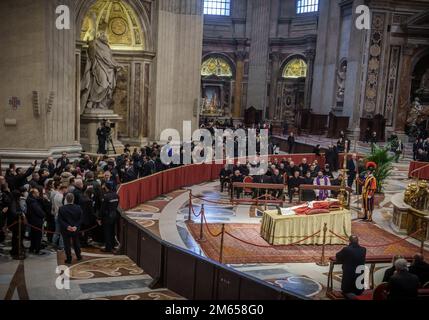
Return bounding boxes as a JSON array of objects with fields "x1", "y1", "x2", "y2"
[{"x1": 97, "y1": 119, "x2": 111, "y2": 155}]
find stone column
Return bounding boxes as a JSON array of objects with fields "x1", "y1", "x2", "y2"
[
  {"x1": 304, "y1": 49, "x2": 315, "y2": 109},
  {"x1": 151, "y1": 0, "x2": 204, "y2": 141},
  {"x1": 268, "y1": 52, "x2": 281, "y2": 119},
  {"x1": 395, "y1": 45, "x2": 416, "y2": 134},
  {"x1": 233, "y1": 51, "x2": 246, "y2": 118}
]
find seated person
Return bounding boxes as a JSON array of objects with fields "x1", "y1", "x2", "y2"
[
  {"x1": 323, "y1": 164, "x2": 334, "y2": 179},
  {"x1": 287, "y1": 170, "x2": 302, "y2": 203},
  {"x1": 388, "y1": 258, "x2": 420, "y2": 300},
  {"x1": 313, "y1": 160, "x2": 320, "y2": 173},
  {"x1": 382, "y1": 255, "x2": 403, "y2": 283},
  {"x1": 299, "y1": 158, "x2": 309, "y2": 176},
  {"x1": 278, "y1": 163, "x2": 286, "y2": 175},
  {"x1": 409, "y1": 254, "x2": 429, "y2": 286},
  {"x1": 313, "y1": 171, "x2": 331, "y2": 200},
  {"x1": 230, "y1": 170, "x2": 244, "y2": 199},
  {"x1": 271, "y1": 169, "x2": 284, "y2": 199},
  {"x1": 301, "y1": 171, "x2": 316, "y2": 201},
  {"x1": 286, "y1": 161, "x2": 300, "y2": 178},
  {"x1": 219, "y1": 164, "x2": 232, "y2": 193}
]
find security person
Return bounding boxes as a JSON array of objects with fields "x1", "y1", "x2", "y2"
[{"x1": 99, "y1": 182, "x2": 119, "y2": 253}]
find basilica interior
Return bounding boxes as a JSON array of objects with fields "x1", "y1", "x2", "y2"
[{"x1": 1, "y1": 0, "x2": 429, "y2": 303}]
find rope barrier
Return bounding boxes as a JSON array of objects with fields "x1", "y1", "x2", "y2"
[
  {"x1": 24, "y1": 222, "x2": 99, "y2": 235},
  {"x1": 5, "y1": 221, "x2": 18, "y2": 229},
  {"x1": 190, "y1": 205, "x2": 202, "y2": 218},
  {"x1": 328, "y1": 228, "x2": 424, "y2": 248},
  {"x1": 201, "y1": 212, "x2": 223, "y2": 238},
  {"x1": 224, "y1": 228, "x2": 321, "y2": 248}
]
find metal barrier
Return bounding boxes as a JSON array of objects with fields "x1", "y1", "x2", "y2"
[{"x1": 119, "y1": 211, "x2": 307, "y2": 301}]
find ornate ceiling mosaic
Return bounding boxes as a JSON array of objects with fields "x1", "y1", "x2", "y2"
[
  {"x1": 282, "y1": 58, "x2": 307, "y2": 79},
  {"x1": 81, "y1": 0, "x2": 145, "y2": 51},
  {"x1": 201, "y1": 57, "x2": 233, "y2": 78}
]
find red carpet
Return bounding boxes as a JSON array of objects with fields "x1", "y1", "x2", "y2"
[{"x1": 187, "y1": 221, "x2": 428, "y2": 264}]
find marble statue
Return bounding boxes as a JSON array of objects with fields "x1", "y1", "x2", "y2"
[
  {"x1": 80, "y1": 31, "x2": 122, "y2": 112},
  {"x1": 407, "y1": 97, "x2": 423, "y2": 126},
  {"x1": 336, "y1": 63, "x2": 347, "y2": 102},
  {"x1": 415, "y1": 68, "x2": 429, "y2": 100}
]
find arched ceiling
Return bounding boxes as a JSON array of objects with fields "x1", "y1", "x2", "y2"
[{"x1": 80, "y1": 0, "x2": 145, "y2": 51}]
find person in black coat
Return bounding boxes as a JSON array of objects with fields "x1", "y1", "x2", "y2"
[
  {"x1": 409, "y1": 254, "x2": 429, "y2": 286},
  {"x1": 99, "y1": 182, "x2": 120, "y2": 252},
  {"x1": 55, "y1": 152, "x2": 70, "y2": 175},
  {"x1": 346, "y1": 153, "x2": 358, "y2": 188},
  {"x1": 388, "y1": 258, "x2": 420, "y2": 300},
  {"x1": 301, "y1": 171, "x2": 316, "y2": 201},
  {"x1": 219, "y1": 165, "x2": 232, "y2": 193},
  {"x1": 335, "y1": 235, "x2": 367, "y2": 298},
  {"x1": 5, "y1": 161, "x2": 36, "y2": 191},
  {"x1": 58, "y1": 193, "x2": 83, "y2": 264},
  {"x1": 287, "y1": 132, "x2": 295, "y2": 154},
  {"x1": 287, "y1": 171, "x2": 302, "y2": 203},
  {"x1": 271, "y1": 169, "x2": 284, "y2": 198},
  {"x1": 26, "y1": 189, "x2": 46, "y2": 255},
  {"x1": 325, "y1": 145, "x2": 336, "y2": 173},
  {"x1": 79, "y1": 189, "x2": 97, "y2": 247},
  {"x1": 230, "y1": 170, "x2": 244, "y2": 199},
  {"x1": 6, "y1": 189, "x2": 26, "y2": 259}
]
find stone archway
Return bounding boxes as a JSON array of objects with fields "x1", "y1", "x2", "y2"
[{"x1": 75, "y1": 0, "x2": 155, "y2": 148}]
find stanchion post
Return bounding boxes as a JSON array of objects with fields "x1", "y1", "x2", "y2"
[
  {"x1": 219, "y1": 223, "x2": 225, "y2": 263},
  {"x1": 317, "y1": 223, "x2": 329, "y2": 266},
  {"x1": 420, "y1": 219, "x2": 428, "y2": 255},
  {"x1": 188, "y1": 190, "x2": 192, "y2": 222},
  {"x1": 198, "y1": 204, "x2": 206, "y2": 242}
]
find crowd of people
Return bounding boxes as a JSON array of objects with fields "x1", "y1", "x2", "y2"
[{"x1": 0, "y1": 141, "x2": 179, "y2": 263}]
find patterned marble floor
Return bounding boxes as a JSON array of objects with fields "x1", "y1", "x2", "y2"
[{"x1": 0, "y1": 238, "x2": 183, "y2": 300}]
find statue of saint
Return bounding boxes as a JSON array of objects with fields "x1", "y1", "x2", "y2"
[
  {"x1": 416, "y1": 68, "x2": 429, "y2": 98},
  {"x1": 407, "y1": 97, "x2": 423, "y2": 126},
  {"x1": 336, "y1": 63, "x2": 347, "y2": 103},
  {"x1": 81, "y1": 30, "x2": 122, "y2": 112}
]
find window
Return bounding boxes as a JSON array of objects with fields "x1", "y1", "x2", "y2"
[
  {"x1": 282, "y1": 58, "x2": 307, "y2": 79},
  {"x1": 296, "y1": 0, "x2": 319, "y2": 14},
  {"x1": 204, "y1": 0, "x2": 231, "y2": 16},
  {"x1": 201, "y1": 57, "x2": 233, "y2": 77}
]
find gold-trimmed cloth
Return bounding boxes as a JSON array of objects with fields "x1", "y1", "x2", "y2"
[{"x1": 260, "y1": 209, "x2": 352, "y2": 245}]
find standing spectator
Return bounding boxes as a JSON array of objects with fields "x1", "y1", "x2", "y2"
[
  {"x1": 413, "y1": 139, "x2": 423, "y2": 161},
  {"x1": 26, "y1": 188, "x2": 46, "y2": 255},
  {"x1": 287, "y1": 132, "x2": 295, "y2": 154},
  {"x1": 80, "y1": 188, "x2": 97, "y2": 247},
  {"x1": 52, "y1": 184, "x2": 67, "y2": 250},
  {"x1": 313, "y1": 144, "x2": 321, "y2": 156},
  {"x1": 335, "y1": 235, "x2": 367, "y2": 299},
  {"x1": 364, "y1": 127, "x2": 371, "y2": 143},
  {"x1": 58, "y1": 193, "x2": 83, "y2": 264},
  {"x1": 325, "y1": 145, "x2": 336, "y2": 173},
  {"x1": 388, "y1": 258, "x2": 420, "y2": 300},
  {"x1": 99, "y1": 182, "x2": 119, "y2": 253},
  {"x1": 283, "y1": 121, "x2": 288, "y2": 136},
  {"x1": 56, "y1": 152, "x2": 70, "y2": 175},
  {"x1": 347, "y1": 153, "x2": 358, "y2": 188},
  {"x1": 5, "y1": 161, "x2": 36, "y2": 191},
  {"x1": 370, "y1": 131, "x2": 377, "y2": 153}
]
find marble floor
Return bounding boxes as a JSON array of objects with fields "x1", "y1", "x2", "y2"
[{"x1": 0, "y1": 238, "x2": 183, "y2": 300}]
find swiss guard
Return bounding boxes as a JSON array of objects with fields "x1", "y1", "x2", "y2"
[{"x1": 362, "y1": 161, "x2": 377, "y2": 222}]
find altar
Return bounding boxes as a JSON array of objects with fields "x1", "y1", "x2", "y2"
[{"x1": 260, "y1": 207, "x2": 351, "y2": 246}]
